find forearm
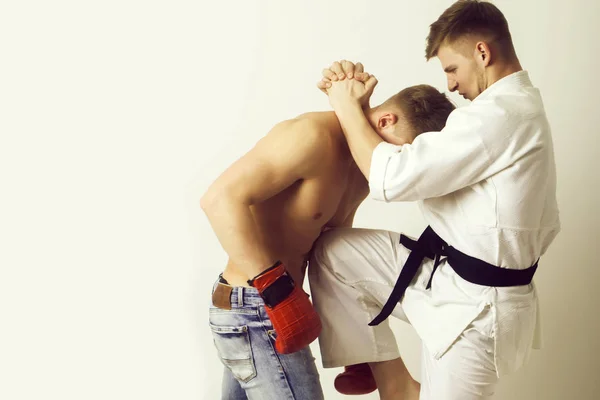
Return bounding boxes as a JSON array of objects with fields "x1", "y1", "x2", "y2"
[
  {"x1": 334, "y1": 102, "x2": 383, "y2": 179},
  {"x1": 202, "y1": 196, "x2": 276, "y2": 278}
]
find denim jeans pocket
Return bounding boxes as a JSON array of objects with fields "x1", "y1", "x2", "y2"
[{"x1": 209, "y1": 323, "x2": 257, "y2": 383}]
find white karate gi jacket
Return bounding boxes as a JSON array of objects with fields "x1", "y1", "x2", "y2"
[{"x1": 368, "y1": 71, "x2": 560, "y2": 376}]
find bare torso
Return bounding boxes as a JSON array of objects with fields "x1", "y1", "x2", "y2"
[{"x1": 223, "y1": 111, "x2": 369, "y2": 286}]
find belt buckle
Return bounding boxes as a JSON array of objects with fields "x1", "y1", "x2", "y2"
[{"x1": 212, "y1": 282, "x2": 233, "y2": 310}]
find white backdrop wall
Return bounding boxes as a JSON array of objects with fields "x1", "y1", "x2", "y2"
[{"x1": 1, "y1": 1, "x2": 598, "y2": 399}]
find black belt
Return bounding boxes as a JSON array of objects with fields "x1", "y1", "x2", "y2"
[{"x1": 369, "y1": 226, "x2": 538, "y2": 326}]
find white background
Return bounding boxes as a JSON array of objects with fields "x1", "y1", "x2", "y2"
[{"x1": 1, "y1": 1, "x2": 598, "y2": 399}]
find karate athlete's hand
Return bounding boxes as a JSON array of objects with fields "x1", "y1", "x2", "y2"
[
  {"x1": 317, "y1": 60, "x2": 370, "y2": 103},
  {"x1": 326, "y1": 73, "x2": 378, "y2": 112}
]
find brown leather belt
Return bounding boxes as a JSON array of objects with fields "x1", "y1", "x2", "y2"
[{"x1": 211, "y1": 275, "x2": 233, "y2": 310}]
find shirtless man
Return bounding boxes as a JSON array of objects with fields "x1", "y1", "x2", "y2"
[{"x1": 200, "y1": 80, "x2": 455, "y2": 399}]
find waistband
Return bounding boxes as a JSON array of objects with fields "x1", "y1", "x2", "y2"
[{"x1": 212, "y1": 274, "x2": 263, "y2": 308}]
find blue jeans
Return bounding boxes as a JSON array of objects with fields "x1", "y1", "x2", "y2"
[{"x1": 209, "y1": 283, "x2": 324, "y2": 400}]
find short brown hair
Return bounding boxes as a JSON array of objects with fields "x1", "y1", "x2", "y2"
[
  {"x1": 425, "y1": 0, "x2": 515, "y2": 60},
  {"x1": 382, "y1": 85, "x2": 455, "y2": 134}
]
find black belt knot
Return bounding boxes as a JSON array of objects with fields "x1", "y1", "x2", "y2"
[{"x1": 368, "y1": 226, "x2": 538, "y2": 326}]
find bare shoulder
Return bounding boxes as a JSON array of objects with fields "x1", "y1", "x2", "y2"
[
  {"x1": 294, "y1": 111, "x2": 342, "y2": 135},
  {"x1": 260, "y1": 112, "x2": 343, "y2": 161},
  {"x1": 203, "y1": 113, "x2": 340, "y2": 204}
]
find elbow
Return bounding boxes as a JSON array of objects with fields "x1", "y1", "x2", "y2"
[
  {"x1": 199, "y1": 195, "x2": 211, "y2": 214},
  {"x1": 200, "y1": 185, "x2": 247, "y2": 213},
  {"x1": 200, "y1": 187, "x2": 220, "y2": 212}
]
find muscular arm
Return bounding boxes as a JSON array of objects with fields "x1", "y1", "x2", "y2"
[
  {"x1": 200, "y1": 118, "x2": 330, "y2": 279},
  {"x1": 334, "y1": 101, "x2": 382, "y2": 179}
]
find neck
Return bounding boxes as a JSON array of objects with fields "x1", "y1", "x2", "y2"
[
  {"x1": 364, "y1": 107, "x2": 378, "y2": 126},
  {"x1": 486, "y1": 59, "x2": 523, "y2": 89}
]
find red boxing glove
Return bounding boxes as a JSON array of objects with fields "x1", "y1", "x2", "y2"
[
  {"x1": 334, "y1": 363, "x2": 377, "y2": 395},
  {"x1": 248, "y1": 261, "x2": 321, "y2": 354}
]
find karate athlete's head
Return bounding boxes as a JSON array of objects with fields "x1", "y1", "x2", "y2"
[
  {"x1": 426, "y1": 0, "x2": 522, "y2": 101},
  {"x1": 366, "y1": 84, "x2": 455, "y2": 145}
]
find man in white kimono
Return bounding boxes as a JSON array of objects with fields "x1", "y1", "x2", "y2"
[{"x1": 311, "y1": 1, "x2": 560, "y2": 399}]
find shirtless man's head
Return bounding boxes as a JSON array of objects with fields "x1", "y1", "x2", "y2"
[{"x1": 366, "y1": 85, "x2": 456, "y2": 145}]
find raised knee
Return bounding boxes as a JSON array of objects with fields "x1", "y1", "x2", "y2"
[{"x1": 309, "y1": 228, "x2": 351, "y2": 269}]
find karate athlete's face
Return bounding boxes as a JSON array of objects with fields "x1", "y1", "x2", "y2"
[{"x1": 437, "y1": 42, "x2": 488, "y2": 101}]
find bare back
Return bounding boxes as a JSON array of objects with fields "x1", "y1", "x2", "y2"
[{"x1": 223, "y1": 112, "x2": 369, "y2": 286}]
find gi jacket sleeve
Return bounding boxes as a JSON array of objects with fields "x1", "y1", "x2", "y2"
[{"x1": 368, "y1": 103, "x2": 527, "y2": 202}]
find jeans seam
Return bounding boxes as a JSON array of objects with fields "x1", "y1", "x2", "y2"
[{"x1": 257, "y1": 308, "x2": 296, "y2": 399}]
